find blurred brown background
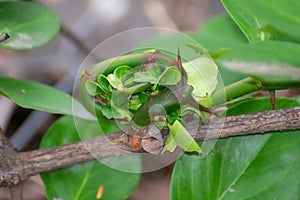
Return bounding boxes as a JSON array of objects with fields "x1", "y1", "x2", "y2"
[{"x1": 0, "y1": 0, "x2": 225, "y2": 199}]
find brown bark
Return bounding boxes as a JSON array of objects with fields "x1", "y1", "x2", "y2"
[{"x1": 0, "y1": 106, "x2": 299, "y2": 188}]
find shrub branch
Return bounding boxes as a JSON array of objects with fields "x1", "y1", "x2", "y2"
[{"x1": 0, "y1": 106, "x2": 299, "y2": 187}]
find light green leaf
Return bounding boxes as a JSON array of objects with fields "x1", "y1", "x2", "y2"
[
  {"x1": 0, "y1": 77, "x2": 95, "y2": 120},
  {"x1": 97, "y1": 74, "x2": 112, "y2": 93},
  {"x1": 221, "y1": 0, "x2": 300, "y2": 42},
  {"x1": 84, "y1": 80, "x2": 100, "y2": 96},
  {"x1": 133, "y1": 66, "x2": 161, "y2": 84},
  {"x1": 114, "y1": 65, "x2": 132, "y2": 79},
  {"x1": 0, "y1": 1, "x2": 60, "y2": 50},
  {"x1": 171, "y1": 98, "x2": 300, "y2": 200},
  {"x1": 165, "y1": 120, "x2": 201, "y2": 153},
  {"x1": 162, "y1": 133, "x2": 177, "y2": 153},
  {"x1": 157, "y1": 66, "x2": 181, "y2": 86},
  {"x1": 106, "y1": 65, "x2": 132, "y2": 90},
  {"x1": 183, "y1": 57, "x2": 219, "y2": 107},
  {"x1": 41, "y1": 116, "x2": 141, "y2": 200}
]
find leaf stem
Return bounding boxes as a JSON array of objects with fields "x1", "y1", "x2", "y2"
[{"x1": 212, "y1": 77, "x2": 260, "y2": 106}]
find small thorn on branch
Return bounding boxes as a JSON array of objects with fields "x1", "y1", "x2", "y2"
[
  {"x1": 0, "y1": 33, "x2": 10, "y2": 43},
  {"x1": 177, "y1": 48, "x2": 186, "y2": 79}
]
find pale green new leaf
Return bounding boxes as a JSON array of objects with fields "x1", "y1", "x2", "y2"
[
  {"x1": 156, "y1": 66, "x2": 181, "y2": 86},
  {"x1": 183, "y1": 57, "x2": 219, "y2": 107},
  {"x1": 163, "y1": 120, "x2": 201, "y2": 153}
]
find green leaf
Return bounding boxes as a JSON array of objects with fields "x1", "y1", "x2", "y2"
[
  {"x1": 84, "y1": 80, "x2": 101, "y2": 96},
  {"x1": 133, "y1": 66, "x2": 161, "y2": 84},
  {"x1": 114, "y1": 65, "x2": 132, "y2": 79},
  {"x1": 136, "y1": 32, "x2": 206, "y2": 61},
  {"x1": 219, "y1": 41, "x2": 300, "y2": 90},
  {"x1": 164, "y1": 120, "x2": 201, "y2": 153},
  {"x1": 182, "y1": 57, "x2": 218, "y2": 107},
  {"x1": 110, "y1": 92, "x2": 132, "y2": 120},
  {"x1": 296, "y1": 96, "x2": 300, "y2": 105},
  {"x1": 162, "y1": 133, "x2": 177, "y2": 153},
  {"x1": 124, "y1": 83, "x2": 150, "y2": 94},
  {"x1": 157, "y1": 66, "x2": 181, "y2": 86},
  {"x1": 0, "y1": 1, "x2": 60, "y2": 50},
  {"x1": 106, "y1": 65, "x2": 132, "y2": 90},
  {"x1": 193, "y1": 14, "x2": 248, "y2": 86},
  {"x1": 226, "y1": 97, "x2": 299, "y2": 115},
  {"x1": 134, "y1": 65, "x2": 182, "y2": 87},
  {"x1": 0, "y1": 77, "x2": 94, "y2": 120},
  {"x1": 171, "y1": 98, "x2": 300, "y2": 200},
  {"x1": 194, "y1": 14, "x2": 247, "y2": 50},
  {"x1": 221, "y1": 0, "x2": 300, "y2": 42},
  {"x1": 40, "y1": 116, "x2": 141, "y2": 200},
  {"x1": 97, "y1": 74, "x2": 111, "y2": 93}
]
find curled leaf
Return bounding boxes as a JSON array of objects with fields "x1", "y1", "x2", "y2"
[
  {"x1": 141, "y1": 124, "x2": 163, "y2": 154},
  {"x1": 163, "y1": 120, "x2": 201, "y2": 153},
  {"x1": 156, "y1": 66, "x2": 182, "y2": 86},
  {"x1": 182, "y1": 57, "x2": 219, "y2": 107},
  {"x1": 84, "y1": 80, "x2": 100, "y2": 96},
  {"x1": 133, "y1": 66, "x2": 161, "y2": 83}
]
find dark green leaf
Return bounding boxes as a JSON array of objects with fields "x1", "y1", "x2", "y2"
[
  {"x1": 110, "y1": 92, "x2": 132, "y2": 120},
  {"x1": 0, "y1": 77, "x2": 94, "y2": 120},
  {"x1": 219, "y1": 41, "x2": 300, "y2": 90},
  {"x1": 0, "y1": 1, "x2": 60, "y2": 50},
  {"x1": 171, "y1": 98, "x2": 300, "y2": 200},
  {"x1": 194, "y1": 14, "x2": 247, "y2": 50},
  {"x1": 193, "y1": 14, "x2": 248, "y2": 86},
  {"x1": 40, "y1": 116, "x2": 141, "y2": 200},
  {"x1": 226, "y1": 97, "x2": 299, "y2": 115},
  {"x1": 100, "y1": 105, "x2": 118, "y2": 119},
  {"x1": 221, "y1": 0, "x2": 300, "y2": 42}
]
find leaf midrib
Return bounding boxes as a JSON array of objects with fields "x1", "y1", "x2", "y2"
[{"x1": 73, "y1": 164, "x2": 94, "y2": 200}]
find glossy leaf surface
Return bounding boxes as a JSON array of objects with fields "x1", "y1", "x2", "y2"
[
  {"x1": 171, "y1": 98, "x2": 300, "y2": 200},
  {"x1": 0, "y1": 1, "x2": 60, "y2": 49},
  {"x1": 163, "y1": 120, "x2": 201, "y2": 153},
  {"x1": 222, "y1": 0, "x2": 300, "y2": 42},
  {"x1": 0, "y1": 77, "x2": 95, "y2": 120}
]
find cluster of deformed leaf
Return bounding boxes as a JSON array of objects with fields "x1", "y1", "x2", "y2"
[
  {"x1": 81, "y1": 50, "x2": 219, "y2": 154},
  {"x1": 84, "y1": 61, "x2": 181, "y2": 121}
]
